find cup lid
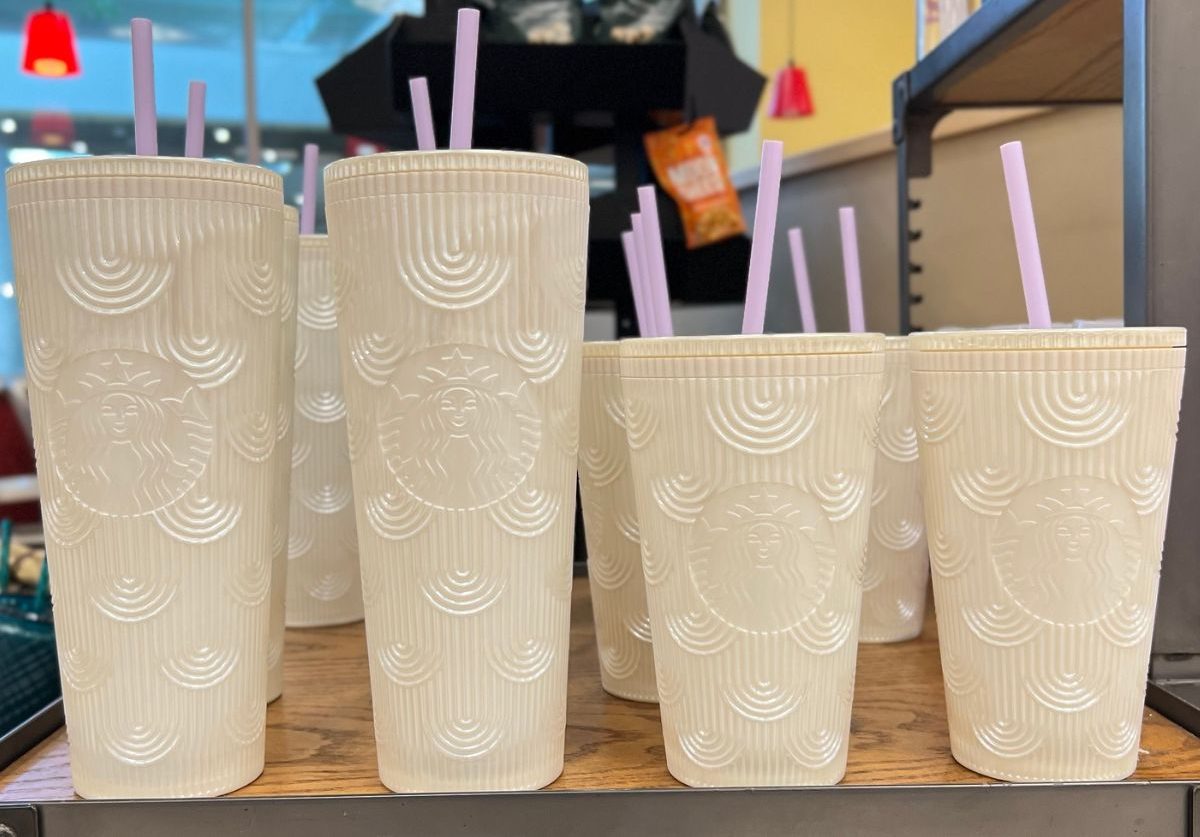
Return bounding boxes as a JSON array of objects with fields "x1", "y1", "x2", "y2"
[
  {"x1": 583, "y1": 340, "x2": 620, "y2": 358},
  {"x1": 325, "y1": 150, "x2": 587, "y2": 185},
  {"x1": 620, "y1": 333, "x2": 885, "y2": 358},
  {"x1": 910, "y1": 327, "x2": 1186, "y2": 352},
  {"x1": 5, "y1": 155, "x2": 282, "y2": 191}
]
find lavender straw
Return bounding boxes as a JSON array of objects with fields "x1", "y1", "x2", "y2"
[
  {"x1": 131, "y1": 18, "x2": 157, "y2": 156},
  {"x1": 621, "y1": 230, "x2": 652, "y2": 337},
  {"x1": 184, "y1": 81, "x2": 206, "y2": 158},
  {"x1": 449, "y1": 9, "x2": 480, "y2": 150},
  {"x1": 409, "y1": 77, "x2": 436, "y2": 151},
  {"x1": 741, "y1": 140, "x2": 784, "y2": 334},
  {"x1": 637, "y1": 185, "x2": 674, "y2": 337},
  {"x1": 631, "y1": 213, "x2": 659, "y2": 335},
  {"x1": 300, "y1": 144, "x2": 318, "y2": 235},
  {"x1": 1000, "y1": 141, "x2": 1053, "y2": 328},
  {"x1": 787, "y1": 227, "x2": 817, "y2": 333},
  {"x1": 839, "y1": 207, "x2": 865, "y2": 333}
]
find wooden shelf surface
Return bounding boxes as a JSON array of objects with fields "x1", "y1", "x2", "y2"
[
  {"x1": 4, "y1": 578, "x2": 1200, "y2": 801},
  {"x1": 910, "y1": 0, "x2": 1122, "y2": 107}
]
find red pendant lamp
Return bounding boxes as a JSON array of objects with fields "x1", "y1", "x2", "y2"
[
  {"x1": 21, "y1": 3, "x2": 80, "y2": 78},
  {"x1": 768, "y1": 1, "x2": 813, "y2": 119}
]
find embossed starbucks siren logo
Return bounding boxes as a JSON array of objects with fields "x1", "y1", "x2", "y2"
[
  {"x1": 379, "y1": 345, "x2": 540, "y2": 511},
  {"x1": 991, "y1": 477, "x2": 1142, "y2": 626},
  {"x1": 49, "y1": 351, "x2": 213, "y2": 517},
  {"x1": 687, "y1": 483, "x2": 837, "y2": 634}
]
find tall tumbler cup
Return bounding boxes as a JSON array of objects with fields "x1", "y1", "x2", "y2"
[
  {"x1": 285, "y1": 235, "x2": 362, "y2": 627},
  {"x1": 267, "y1": 206, "x2": 300, "y2": 701},
  {"x1": 6, "y1": 157, "x2": 284, "y2": 798},
  {"x1": 911, "y1": 328, "x2": 1186, "y2": 782},
  {"x1": 578, "y1": 341, "x2": 656, "y2": 702},
  {"x1": 325, "y1": 151, "x2": 589, "y2": 791},
  {"x1": 860, "y1": 336, "x2": 929, "y2": 642},
  {"x1": 620, "y1": 334, "x2": 885, "y2": 787}
]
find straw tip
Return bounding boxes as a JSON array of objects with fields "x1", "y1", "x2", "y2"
[
  {"x1": 458, "y1": 7, "x2": 481, "y2": 22},
  {"x1": 839, "y1": 206, "x2": 855, "y2": 218},
  {"x1": 1000, "y1": 140, "x2": 1023, "y2": 153}
]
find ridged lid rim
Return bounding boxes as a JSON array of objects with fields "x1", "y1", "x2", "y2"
[
  {"x1": 299, "y1": 234, "x2": 328, "y2": 249},
  {"x1": 583, "y1": 340, "x2": 620, "y2": 358},
  {"x1": 282, "y1": 205, "x2": 298, "y2": 221},
  {"x1": 325, "y1": 150, "x2": 588, "y2": 184},
  {"x1": 620, "y1": 333, "x2": 885, "y2": 358},
  {"x1": 5, "y1": 155, "x2": 283, "y2": 190},
  {"x1": 910, "y1": 327, "x2": 1186, "y2": 351}
]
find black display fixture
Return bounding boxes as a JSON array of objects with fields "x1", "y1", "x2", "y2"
[{"x1": 317, "y1": 1, "x2": 767, "y2": 335}]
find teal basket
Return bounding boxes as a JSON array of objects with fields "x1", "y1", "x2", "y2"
[{"x1": 0, "y1": 519, "x2": 60, "y2": 738}]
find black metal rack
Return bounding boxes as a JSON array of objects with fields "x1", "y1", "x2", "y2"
[{"x1": 893, "y1": 0, "x2": 1200, "y2": 735}]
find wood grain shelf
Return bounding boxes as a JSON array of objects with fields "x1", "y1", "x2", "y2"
[
  {"x1": 4, "y1": 577, "x2": 1200, "y2": 803},
  {"x1": 907, "y1": 0, "x2": 1123, "y2": 109}
]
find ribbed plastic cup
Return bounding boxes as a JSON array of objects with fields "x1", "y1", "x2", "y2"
[
  {"x1": 325, "y1": 150, "x2": 589, "y2": 791},
  {"x1": 285, "y1": 235, "x2": 363, "y2": 627},
  {"x1": 6, "y1": 156, "x2": 284, "y2": 798},
  {"x1": 911, "y1": 327, "x2": 1186, "y2": 782},
  {"x1": 267, "y1": 206, "x2": 300, "y2": 701},
  {"x1": 578, "y1": 341, "x2": 656, "y2": 702},
  {"x1": 859, "y1": 336, "x2": 929, "y2": 642},
  {"x1": 620, "y1": 333, "x2": 886, "y2": 787}
]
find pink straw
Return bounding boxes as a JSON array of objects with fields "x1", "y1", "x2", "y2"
[
  {"x1": 449, "y1": 8, "x2": 480, "y2": 150},
  {"x1": 409, "y1": 77, "x2": 436, "y2": 151},
  {"x1": 637, "y1": 185, "x2": 674, "y2": 337},
  {"x1": 787, "y1": 227, "x2": 817, "y2": 333},
  {"x1": 630, "y1": 213, "x2": 659, "y2": 335},
  {"x1": 1000, "y1": 141, "x2": 1052, "y2": 328},
  {"x1": 741, "y1": 140, "x2": 784, "y2": 334},
  {"x1": 839, "y1": 207, "x2": 865, "y2": 333},
  {"x1": 131, "y1": 18, "x2": 157, "y2": 156},
  {"x1": 184, "y1": 81, "x2": 206, "y2": 158},
  {"x1": 621, "y1": 230, "x2": 652, "y2": 337},
  {"x1": 300, "y1": 144, "x2": 318, "y2": 235}
]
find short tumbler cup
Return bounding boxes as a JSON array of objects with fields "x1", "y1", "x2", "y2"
[
  {"x1": 620, "y1": 334, "x2": 885, "y2": 787},
  {"x1": 859, "y1": 336, "x2": 929, "y2": 642},
  {"x1": 911, "y1": 328, "x2": 1186, "y2": 782},
  {"x1": 285, "y1": 234, "x2": 363, "y2": 627},
  {"x1": 578, "y1": 341, "x2": 657, "y2": 702}
]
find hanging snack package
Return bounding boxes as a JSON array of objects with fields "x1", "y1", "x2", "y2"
[{"x1": 644, "y1": 117, "x2": 747, "y2": 249}]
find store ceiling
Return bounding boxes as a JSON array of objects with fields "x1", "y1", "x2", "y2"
[{"x1": 0, "y1": 0, "x2": 422, "y2": 50}]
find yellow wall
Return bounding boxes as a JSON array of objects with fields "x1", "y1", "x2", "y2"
[{"x1": 757, "y1": 0, "x2": 916, "y2": 155}]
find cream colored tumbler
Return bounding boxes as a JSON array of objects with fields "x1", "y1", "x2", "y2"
[
  {"x1": 285, "y1": 235, "x2": 362, "y2": 627},
  {"x1": 578, "y1": 341, "x2": 656, "y2": 702},
  {"x1": 621, "y1": 334, "x2": 885, "y2": 787},
  {"x1": 267, "y1": 206, "x2": 300, "y2": 701},
  {"x1": 6, "y1": 157, "x2": 283, "y2": 797},
  {"x1": 325, "y1": 151, "x2": 589, "y2": 791},
  {"x1": 911, "y1": 328, "x2": 1186, "y2": 782},
  {"x1": 859, "y1": 336, "x2": 929, "y2": 642}
]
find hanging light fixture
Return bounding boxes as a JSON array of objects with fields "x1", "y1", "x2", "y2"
[
  {"x1": 21, "y1": 3, "x2": 81, "y2": 78},
  {"x1": 768, "y1": 1, "x2": 813, "y2": 119}
]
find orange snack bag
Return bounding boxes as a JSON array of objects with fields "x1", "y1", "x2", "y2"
[{"x1": 644, "y1": 117, "x2": 747, "y2": 249}]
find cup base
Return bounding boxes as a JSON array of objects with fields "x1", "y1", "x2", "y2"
[
  {"x1": 599, "y1": 682, "x2": 659, "y2": 704},
  {"x1": 951, "y1": 745, "x2": 1136, "y2": 784},
  {"x1": 378, "y1": 754, "x2": 565, "y2": 794},
  {"x1": 284, "y1": 614, "x2": 364, "y2": 629},
  {"x1": 858, "y1": 627, "x2": 923, "y2": 644},
  {"x1": 72, "y1": 755, "x2": 265, "y2": 800},
  {"x1": 665, "y1": 757, "x2": 848, "y2": 789}
]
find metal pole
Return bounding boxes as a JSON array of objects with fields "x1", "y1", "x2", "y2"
[{"x1": 242, "y1": 0, "x2": 261, "y2": 165}]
